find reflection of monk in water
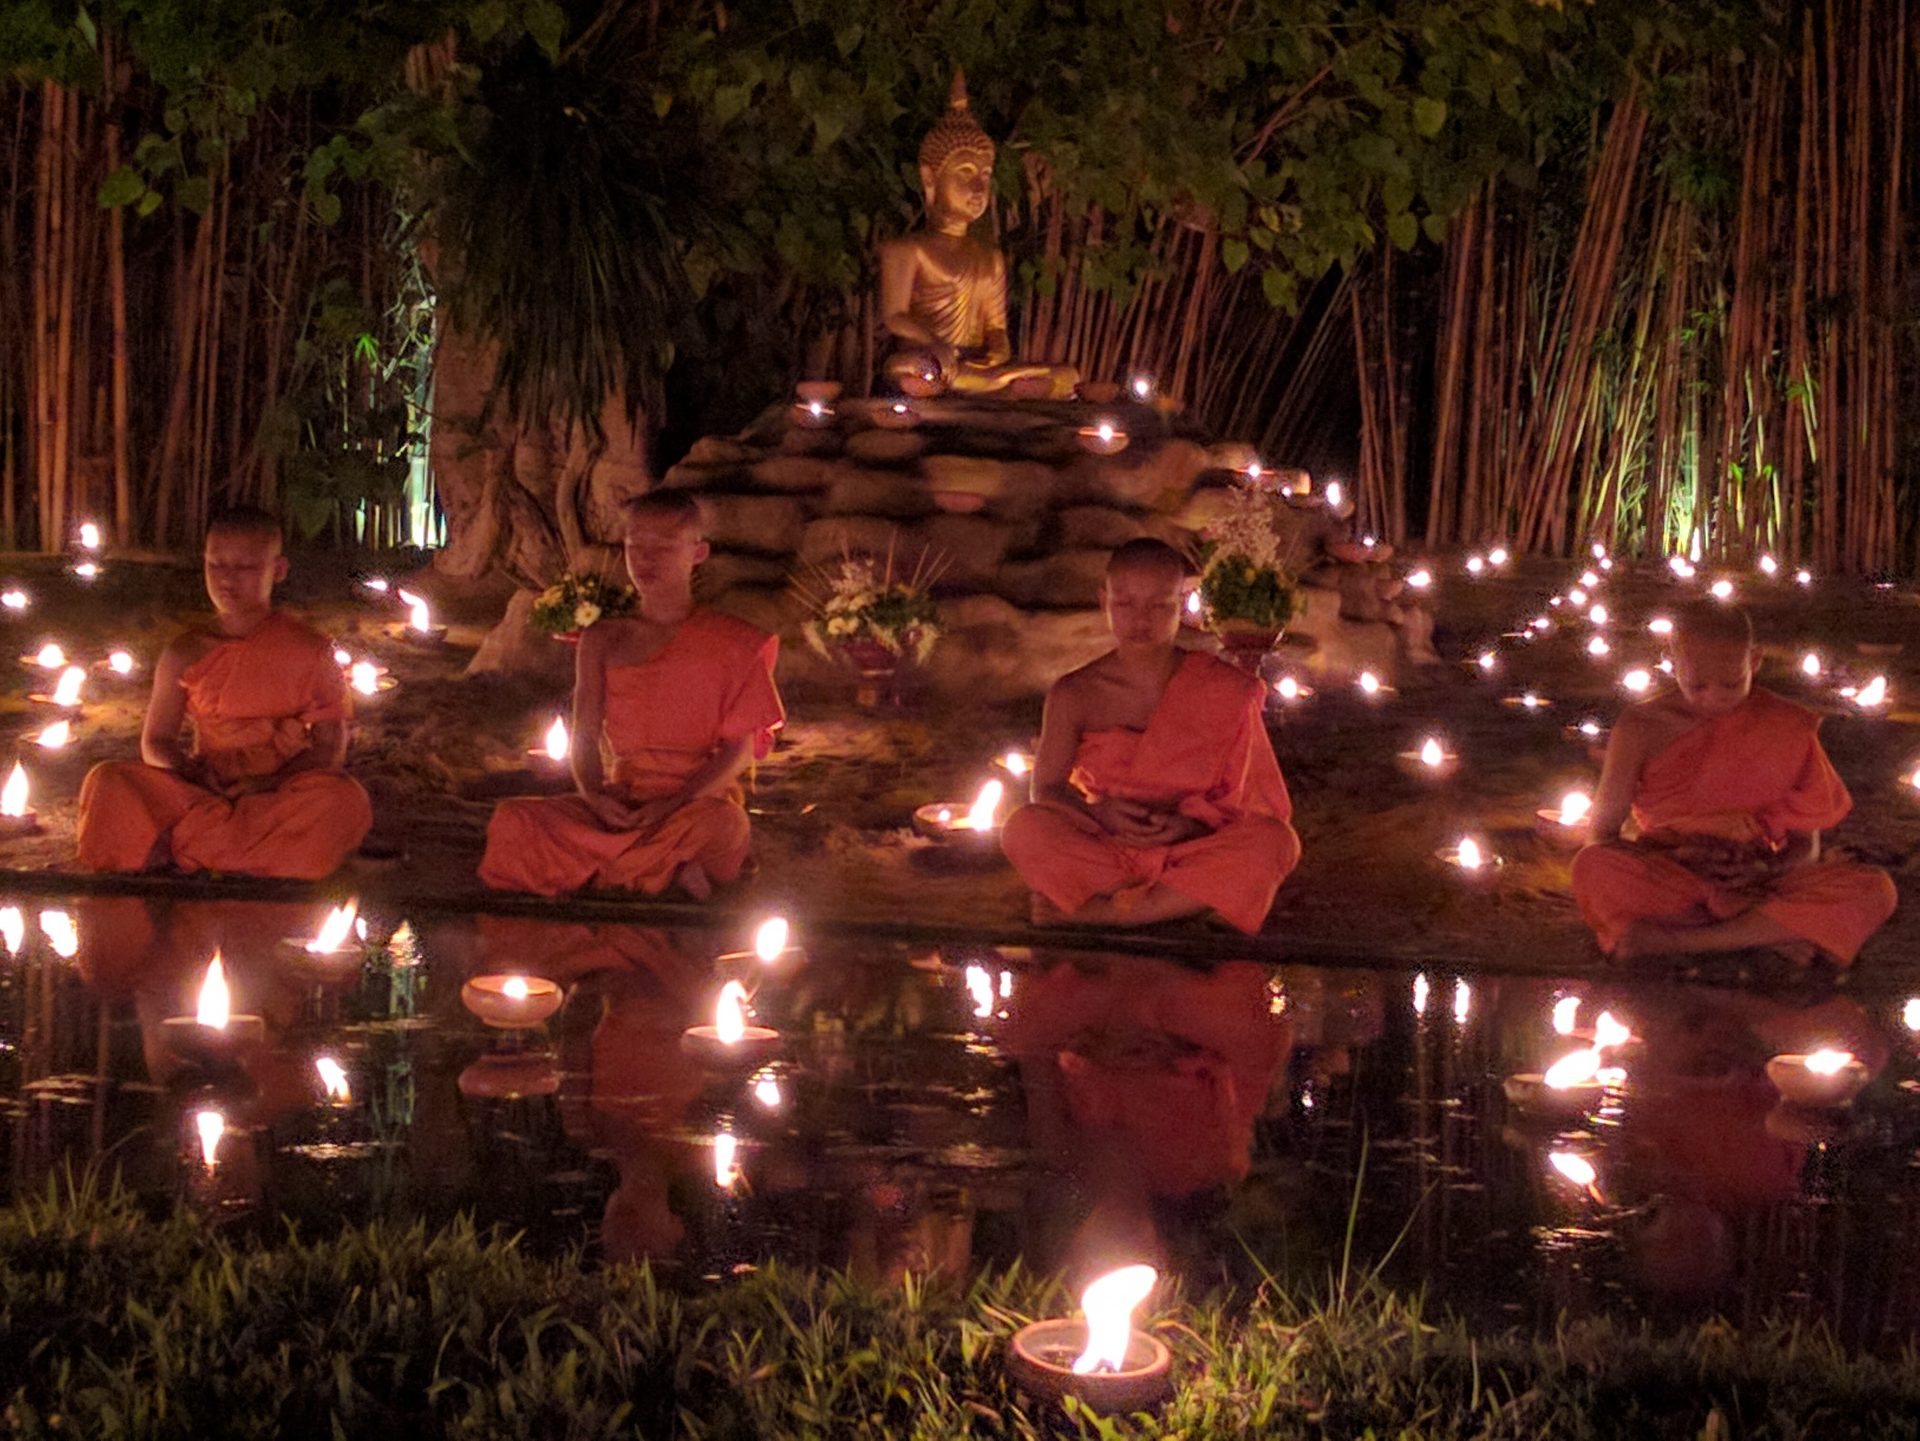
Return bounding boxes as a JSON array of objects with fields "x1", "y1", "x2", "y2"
[{"x1": 1006, "y1": 952, "x2": 1289, "y2": 1272}]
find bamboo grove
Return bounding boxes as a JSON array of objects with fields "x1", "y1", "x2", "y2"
[{"x1": 1, "y1": 0, "x2": 1915, "y2": 571}]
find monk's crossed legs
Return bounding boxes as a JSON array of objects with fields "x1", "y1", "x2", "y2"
[{"x1": 479, "y1": 793, "x2": 750, "y2": 897}]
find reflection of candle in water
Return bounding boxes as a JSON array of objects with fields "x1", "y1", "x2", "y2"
[
  {"x1": 72, "y1": 561, "x2": 100, "y2": 580},
  {"x1": 966, "y1": 964, "x2": 995, "y2": 1018},
  {"x1": 753, "y1": 1072, "x2": 783, "y2": 1108},
  {"x1": 753, "y1": 916, "x2": 790, "y2": 962},
  {"x1": 1452, "y1": 978, "x2": 1471, "y2": 1024},
  {"x1": 1411, "y1": 972, "x2": 1430, "y2": 1015},
  {"x1": 713, "y1": 1131, "x2": 742, "y2": 1189},
  {"x1": 1549, "y1": 1152, "x2": 1597, "y2": 1188},
  {"x1": 315, "y1": 1056, "x2": 351, "y2": 1101},
  {"x1": 0, "y1": 907, "x2": 20, "y2": 956},
  {"x1": 1544, "y1": 1048, "x2": 1601, "y2": 1088},
  {"x1": 1552, "y1": 996, "x2": 1581, "y2": 1035},
  {"x1": 1072, "y1": 1264, "x2": 1157, "y2": 1376},
  {"x1": 195, "y1": 1110, "x2": 225, "y2": 1169},
  {"x1": 40, "y1": 910, "x2": 77, "y2": 958}
]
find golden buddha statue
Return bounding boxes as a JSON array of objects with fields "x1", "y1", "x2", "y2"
[{"x1": 880, "y1": 72, "x2": 1078, "y2": 399}]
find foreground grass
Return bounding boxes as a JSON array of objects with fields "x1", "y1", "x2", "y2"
[{"x1": 0, "y1": 1186, "x2": 1915, "y2": 1439}]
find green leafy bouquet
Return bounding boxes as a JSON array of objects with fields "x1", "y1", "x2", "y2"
[
  {"x1": 795, "y1": 549, "x2": 944, "y2": 664},
  {"x1": 530, "y1": 571, "x2": 637, "y2": 635},
  {"x1": 1197, "y1": 484, "x2": 1299, "y2": 631}
]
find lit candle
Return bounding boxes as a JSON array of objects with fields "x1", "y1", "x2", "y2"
[
  {"x1": 1488, "y1": 547, "x2": 1510, "y2": 568},
  {"x1": 1356, "y1": 670, "x2": 1392, "y2": 697},
  {"x1": 753, "y1": 916, "x2": 794, "y2": 963},
  {"x1": 39, "y1": 910, "x2": 78, "y2": 959},
  {"x1": 1412, "y1": 972, "x2": 1430, "y2": 1015},
  {"x1": 362, "y1": 577, "x2": 390, "y2": 594},
  {"x1": 396, "y1": 588, "x2": 441, "y2": 638},
  {"x1": 1591, "y1": 542, "x2": 1607, "y2": 560},
  {"x1": 965, "y1": 963, "x2": 997, "y2": 1019},
  {"x1": 1709, "y1": 579, "x2": 1734, "y2": 600},
  {"x1": 1794, "y1": 568, "x2": 1813, "y2": 586},
  {"x1": 48, "y1": 666, "x2": 85, "y2": 707},
  {"x1": 78, "y1": 521, "x2": 101, "y2": 550},
  {"x1": 1272, "y1": 675, "x2": 1313, "y2": 702},
  {"x1": 1765, "y1": 1047, "x2": 1868, "y2": 1107},
  {"x1": 0, "y1": 589, "x2": 28, "y2": 610},
  {"x1": 1453, "y1": 978, "x2": 1472, "y2": 1024},
  {"x1": 1476, "y1": 650, "x2": 1497, "y2": 672},
  {"x1": 1325, "y1": 481, "x2": 1344, "y2": 511},
  {"x1": 195, "y1": 1110, "x2": 226, "y2": 1169},
  {"x1": 1759, "y1": 554, "x2": 1778, "y2": 576},
  {"x1": 530, "y1": 717, "x2": 569, "y2": 762},
  {"x1": 1405, "y1": 568, "x2": 1433, "y2": 590},
  {"x1": 1669, "y1": 556, "x2": 1695, "y2": 579},
  {"x1": 1503, "y1": 691, "x2": 1549, "y2": 711},
  {"x1": 1535, "y1": 789, "x2": 1592, "y2": 845},
  {"x1": 1465, "y1": 555, "x2": 1485, "y2": 576},
  {"x1": 0, "y1": 761, "x2": 37, "y2": 834},
  {"x1": 304, "y1": 902, "x2": 359, "y2": 955},
  {"x1": 107, "y1": 649, "x2": 134, "y2": 675},
  {"x1": 1903, "y1": 997, "x2": 1920, "y2": 1032},
  {"x1": 161, "y1": 951, "x2": 268, "y2": 1055},
  {"x1": 1801, "y1": 652, "x2": 1823, "y2": 678},
  {"x1": 998, "y1": 749, "x2": 1033, "y2": 779},
  {"x1": 1007, "y1": 1263, "x2": 1172, "y2": 1414},
  {"x1": 1578, "y1": 570, "x2": 1600, "y2": 589},
  {"x1": 1184, "y1": 590, "x2": 1202, "y2": 618},
  {"x1": 1854, "y1": 675, "x2": 1889, "y2": 709},
  {"x1": 1621, "y1": 668, "x2": 1652, "y2": 693},
  {"x1": 1647, "y1": 617, "x2": 1673, "y2": 636},
  {"x1": 1586, "y1": 636, "x2": 1610, "y2": 657},
  {"x1": 1567, "y1": 587, "x2": 1588, "y2": 606},
  {"x1": 1397, "y1": 736, "x2": 1458, "y2": 780},
  {"x1": 1588, "y1": 604, "x2": 1609, "y2": 625},
  {"x1": 71, "y1": 561, "x2": 100, "y2": 580},
  {"x1": 752, "y1": 1070, "x2": 783, "y2": 1108},
  {"x1": 1552, "y1": 995, "x2": 1581, "y2": 1035},
  {"x1": 1440, "y1": 836, "x2": 1500, "y2": 873},
  {"x1": 681, "y1": 978, "x2": 781, "y2": 1065},
  {"x1": 1530, "y1": 616, "x2": 1550, "y2": 632},
  {"x1": 35, "y1": 718, "x2": 71, "y2": 748},
  {"x1": 1129, "y1": 373, "x2": 1156, "y2": 402},
  {"x1": 1076, "y1": 418, "x2": 1130, "y2": 456},
  {"x1": 30, "y1": 642, "x2": 65, "y2": 669},
  {"x1": 1549, "y1": 1152, "x2": 1598, "y2": 1188},
  {"x1": 712, "y1": 1131, "x2": 742, "y2": 1189}
]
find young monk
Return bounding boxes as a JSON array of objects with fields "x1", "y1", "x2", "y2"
[
  {"x1": 1573, "y1": 600, "x2": 1896, "y2": 967},
  {"x1": 479, "y1": 492, "x2": 783, "y2": 898},
  {"x1": 74, "y1": 508, "x2": 372, "y2": 879},
  {"x1": 999, "y1": 539, "x2": 1300, "y2": 931}
]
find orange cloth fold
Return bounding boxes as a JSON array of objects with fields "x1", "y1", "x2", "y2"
[
  {"x1": 479, "y1": 610, "x2": 783, "y2": 896},
  {"x1": 74, "y1": 613, "x2": 370, "y2": 880},
  {"x1": 1002, "y1": 652, "x2": 1299, "y2": 933},
  {"x1": 1572, "y1": 689, "x2": 1896, "y2": 962}
]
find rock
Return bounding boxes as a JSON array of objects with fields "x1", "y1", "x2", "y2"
[
  {"x1": 699, "y1": 552, "x2": 791, "y2": 595},
  {"x1": 1171, "y1": 482, "x2": 1238, "y2": 532},
  {"x1": 778, "y1": 425, "x2": 842, "y2": 457},
  {"x1": 1056, "y1": 438, "x2": 1208, "y2": 508},
  {"x1": 923, "y1": 606, "x2": 1112, "y2": 698},
  {"x1": 463, "y1": 590, "x2": 575, "y2": 682},
  {"x1": 750, "y1": 455, "x2": 840, "y2": 493},
  {"x1": 709, "y1": 583, "x2": 808, "y2": 639},
  {"x1": 800, "y1": 516, "x2": 919, "y2": 567},
  {"x1": 824, "y1": 468, "x2": 936, "y2": 519},
  {"x1": 682, "y1": 436, "x2": 762, "y2": 467},
  {"x1": 999, "y1": 550, "x2": 1110, "y2": 609},
  {"x1": 1058, "y1": 505, "x2": 1145, "y2": 550},
  {"x1": 919, "y1": 455, "x2": 1010, "y2": 511},
  {"x1": 936, "y1": 593, "x2": 1025, "y2": 630},
  {"x1": 847, "y1": 430, "x2": 929, "y2": 465},
  {"x1": 703, "y1": 495, "x2": 805, "y2": 555},
  {"x1": 921, "y1": 514, "x2": 1021, "y2": 588}
]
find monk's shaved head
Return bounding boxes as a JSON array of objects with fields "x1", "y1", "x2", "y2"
[
  {"x1": 1672, "y1": 599, "x2": 1754, "y2": 651},
  {"x1": 621, "y1": 491, "x2": 707, "y2": 540},
  {"x1": 205, "y1": 506, "x2": 285, "y2": 555},
  {"x1": 1106, "y1": 538, "x2": 1193, "y2": 583}
]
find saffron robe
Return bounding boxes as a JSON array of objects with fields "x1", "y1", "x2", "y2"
[
  {"x1": 1000, "y1": 652, "x2": 1300, "y2": 933},
  {"x1": 75, "y1": 613, "x2": 371, "y2": 880},
  {"x1": 1572, "y1": 689, "x2": 1896, "y2": 963},
  {"x1": 478, "y1": 611, "x2": 784, "y2": 896}
]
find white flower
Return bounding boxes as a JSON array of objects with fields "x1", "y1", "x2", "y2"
[{"x1": 573, "y1": 602, "x2": 602, "y2": 628}]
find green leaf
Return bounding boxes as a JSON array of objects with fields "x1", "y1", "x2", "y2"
[
  {"x1": 526, "y1": 1, "x2": 565, "y2": 61},
  {"x1": 1412, "y1": 96, "x2": 1448, "y2": 137},
  {"x1": 312, "y1": 190, "x2": 342, "y2": 226},
  {"x1": 74, "y1": 8, "x2": 97, "y2": 49},
  {"x1": 135, "y1": 190, "x2": 162, "y2": 218},
  {"x1": 1260, "y1": 267, "x2": 1293, "y2": 309},
  {"x1": 834, "y1": 24, "x2": 863, "y2": 58},
  {"x1": 1222, "y1": 237, "x2": 1249, "y2": 274},
  {"x1": 1388, "y1": 211, "x2": 1419, "y2": 251},
  {"x1": 175, "y1": 175, "x2": 212, "y2": 214},
  {"x1": 467, "y1": 1, "x2": 508, "y2": 42},
  {"x1": 97, "y1": 166, "x2": 145, "y2": 209},
  {"x1": 653, "y1": 90, "x2": 673, "y2": 119},
  {"x1": 1421, "y1": 212, "x2": 1449, "y2": 244}
]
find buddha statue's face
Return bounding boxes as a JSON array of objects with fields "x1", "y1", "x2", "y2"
[{"x1": 921, "y1": 147, "x2": 993, "y2": 230}]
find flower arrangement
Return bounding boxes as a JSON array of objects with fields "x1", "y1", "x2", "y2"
[
  {"x1": 1197, "y1": 483, "x2": 1300, "y2": 632},
  {"x1": 530, "y1": 571, "x2": 636, "y2": 635},
  {"x1": 794, "y1": 546, "x2": 945, "y2": 665}
]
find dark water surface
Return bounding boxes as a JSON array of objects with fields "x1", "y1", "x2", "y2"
[{"x1": 5, "y1": 893, "x2": 1919, "y2": 1349}]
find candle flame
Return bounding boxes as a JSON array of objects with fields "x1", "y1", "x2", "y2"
[
  {"x1": 1552, "y1": 996, "x2": 1581, "y2": 1035},
  {"x1": 1669, "y1": 556, "x2": 1695, "y2": 579},
  {"x1": 315, "y1": 1056, "x2": 351, "y2": 1101},
  {"x1": 1902, "y1": 998, "x2": 1920, "y2": 1032},
  {"x1": 965, "y1": 964, "x2": 994, "y2": 1018},
  {"x1": 1358, "y1": 670, "x2": 1381, "y2": 695},
  {"x1": 1586, "y1": 636, "x2": 1610, "y2": 657},
  {"x1": 1588, "y1": 604, "x2": 1609, "y2": 625},
  {"x1": 305, "y1": 901, "x2": 358, "y2": 954},
  {"x1": 1466, "y1": 555, "x2": 1485, "y2": 575},
  {"x1": 1592, "y1": 1010, "x2": 1631, "y2": 1050},
  {"x1": 1592, "y1": 542, "x2": 1607, "y2": 559},
  {"x1": 1453, "y1": 978, "x2": 1472, "y2": 1024},
  {"x1": 1855, "y1": 675, "x2": 1888, "y2": 709},
  {"x1": 1801, "y1": 652, "x2": 1822, "y2": 678},
  {"x1": 1521, "y1": 692, "x2": 1543, "y2": 709},
  {"x1": 1544, "y1": 1048, "x2": 1602, "y2": 1089},
  {"x1": 1579, "y1": 719, "x2": 1602, "y2": 736},
  {"x1": 1406, "y1": 568, "x2": 1432, "y2": 589},
  {"x1": 195, "y1": 954, "x2": 232, "y2": 1029},
  {"x1": 1489, "y1": 547, "x2": 1509, "y2": 567},
  {"x1": 397, "y1": 588, "x2": 432, "y2": 632},
  {"x1": 542, "y1": 717, "x2": 570, "y2": 761},
  {"x1": 1795, "y1": 568, "x2": 1813, "y2": 585},
  {"x1": 1477, "y1": 651, "x2": 1495, "y2": 670},
  {"x1": 1001, "y1": 749, "x2": 1030, "y2": 778},
  {"x1": 713, "y1": 1130, "x2": 742, "y2": 1188},
  {"x1": 503, "y1": 976, "x2": 531, "y2": 1000},
  {"x1": 1568, "y1": 587, "x2": 1588, "y2": 606},
  {"x1": 1, "y1": 762, "x2": 28, "y2": 817},
  {"x1": 1130, "y1": 374, "x2": 1153, "y2": 399},
  {"x1": 1072, "y1": 1264, "x2": 1157, "y2": 1375},
  {"x1": 1759, "y1": 554, "x2": 1778, "y2": 575},
  {"x1": 753, "y1": 916, "x2": 790, "y2": 962},
  {"x1": 1709, "y1": 579, "x2": 1734, "y2": 600},
  {"x1": 1325, "y1": 481, "x2": 1343, "y2": 509},
  {"x1": 1622, "y1": 669, "x2": 1652, "y2": 693},
  {"x1": 1549, "y1": 1151, "x2": 1597, "y2": 1187},
  {"x1": 0, "y1": 907, "x2": 20, "y2": 956},
  {"x1": 195, "y1": 1110, "x2": 225, "y2": 1168},
  {"x1": 1557, "y1": 791, "x2": 1592, "y2": 827},
  {"x1": 715, "y1": 979, "x2": 749, "y2": 1044},
  {"x1": 39, "y1": 910, "x2": 76, "y2": 958},
  {"x1": 1455, "y1": 837, "x2": 1483, "y2": 870},
  {"x1": 1275, "y1": 676, "x2": 1300, "y2": 700},
  {"x1": 1648, "y1": 617, "x2": 1673, "y2": 635},
  {"x1": 350, "y1": 661, "x2": 380, "y2": 696},
  {"x1": 72, "y1": 561, "x2": 100, "y2": 580},
  {"x1": 753, "y1": 1073, "x2": 783, "y2": 1108},
  {"x1": 965, "y1": 779, "x2": 1004, "y2": 831},
  {"x1": 1803, "y1": 1048, "x2": 1854, "y2": 1075},
  {"x1": 32, "y1": 643, "x2": 64, "y2": 669},
  {"x1": 1096, "y1": 421, "x2": 1116, "y2": 443},
  {"x1": 1411, "y1": 971, "x2": 1430, "y2": 1015},
  {"x1": 78, "y1": 521, "x2": 101, "y2": 550},
  {"x1": 1246, "y1": 460, "x2": 1264, "y2": 482},
  {"x1": 1579, "y1": 570, "x2": 1601, "y2": 588},
  {"x1": 51, "y1": 666, "x2": 85, "y2": 707},
  {"x1": 1420, "y1": 738, "x2": 1446, "y2": 768},
  {"x1": 108, "y1": 649, "x2": 134, "y2": 675},
  {"x1": 1, "y1": 590, "x2": 27, "y2": 610},
  {"x1": 1530, "y1": 616, "x2": 1550, "y2": 631},
  {"x1": 1184, "y1": 590, "x2": 1201, "y2": 617}
]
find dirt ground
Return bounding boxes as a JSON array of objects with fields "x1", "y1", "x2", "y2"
[{"x1": 3, "y1": 548, "x2": 1917, "y2": 982}]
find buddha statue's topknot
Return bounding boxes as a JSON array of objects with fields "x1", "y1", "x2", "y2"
[{"x1": 918, "y1": 69, "x2": 996, "y2": 176}]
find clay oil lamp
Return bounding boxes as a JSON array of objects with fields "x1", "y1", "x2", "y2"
[
  {"x1": 1765, "y1": 1047, "x2": 1868, "y2": 1108},
  {"x1": 1354, "y1": 669, "x2": 1396, "y2": 700},
  {"x1": 995, "y1": 748, "x2": 1034, "y2": 781},
  {"x1": 681, "y1": 979, "x2": 780, "y2": 1068},
  {"x1": 528, "y1": 717, "x2": 570, "y2": 765},
  {"x1": 716, "y1": 915, "x2": 804, "y2": 969},
  {"x1": 39, "y1": 909, "x2": 78, "y2": 959},
  {"x1": 76, "y1": 520, "x2": 102, "y2": 551},
  {"x1": 1504, "y1": 1046, "x2": 1605, "y2": 1119},
  {"x1": 314, "y1": 1056, "x2": 352, "y2": 1105},
  {"x1": 0, "y1": 762, "x2": 40, "y2": 836},
  {"x1": 20, "y1": 641, "x2": 65, "y2": 670},
  {"x1": 795, "y1": 380, "x2": 842, "y2": 407},
  {"x1": 914, "y1": 778, "x2": 1006, "y2": 847},
  {"x1": 0, "y1": 907, "x2": 23, "y2": 957},
  {"x1": 1437, "y1": 835, "x2": 1502, "y2": 878},
  {"x1": 1271, "y1": 674, "x2": 1314, "y2": 704},
  {"x1": 1396, "y1": 736, "x2": 1459, "y2": 781},
  {"x1": 1007, "y1": 1264, "x2": 1173, "y2": 1415},
  {"x1": 161, "y1": 953, "x2": 267, "y2": 1060},
  {"x1": 29, "y1": 664, "x2": 87, "y2": 709},
  {"x1": 458, "y1": 1049, "x2": 561, "y2": 1099},
  {"x1": 1, "y1": 588, "x2": 29, "y2": 611},
  {"x1": 1533, "y1": 789, "x2": 1592, "y2": 848},
  {"x1": 282, "y1": 900, "x2": 365, "y2": 982},
  {"x1": 99, "y1": 648, "x2": 137, "y2": 678},
  {"x1": 393, "y1": 588, "x2": 447, "y2": 646},
  {"x1": 1076, "y1": 418, "x2": 1130, "y2": 457},
  {"x1": 1464, "y1": 554, "x2": 1486, "y2": 577},
  {"x1": 1500, "y1": 691, "x2": 1551, "y2": 714},
  {"x1": 348, "y1": 660, "x2": 396, "y2": 698},
  {"x1": 796, "y1": 397, "x2": 837, "y2": 428},
  {"x1": 460, "y1": 973, "x2": 564, "y2": 1030},
  {"x1": 1128, "y1": 372, "x2": 1157, "y2": 403},
  {"x1": 872, "y1": 399, "x2": 920, "y2": 431}
]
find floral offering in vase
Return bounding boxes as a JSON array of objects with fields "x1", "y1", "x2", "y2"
[
  {"x1": 795, "y1": 546, "x2": 945, "y2": 709},
  {"x1": 1197, "y1": 483, "x2": 1300, "y2": 672},
  {"x1": 530, "y1": 570, "x2": 637, "y2": 641}
]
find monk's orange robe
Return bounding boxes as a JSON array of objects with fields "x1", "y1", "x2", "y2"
[
  {"x1": 1572, "y1": 689, "x2": 1896, "y2": 962},
  {"x1": 1001, "y1": 652, "x2": 1300, "y2": 933},
  {"x1": 75, "y1": 613, "x2": 371, "y2": 880},
  {"x1": 479, "y1": 610, "x2": 784, "y2": 896}
]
